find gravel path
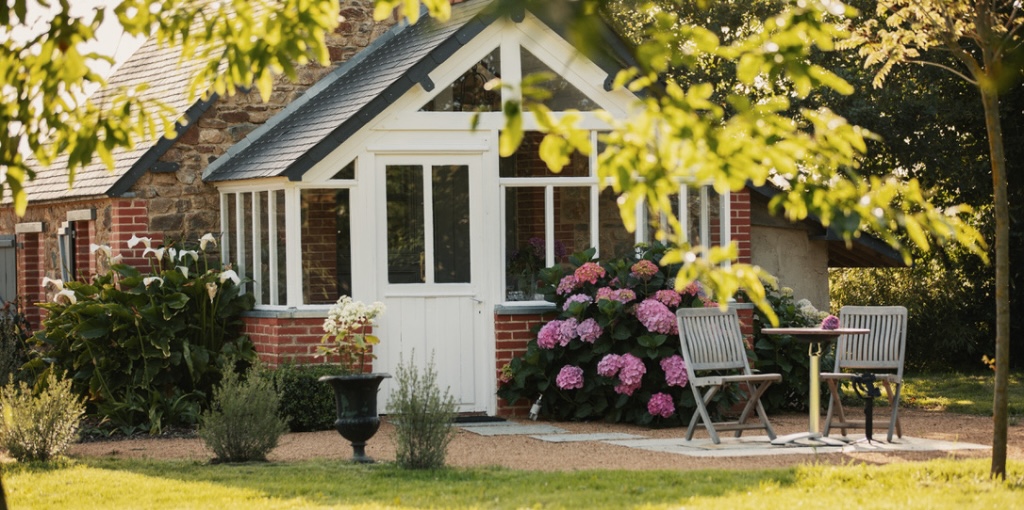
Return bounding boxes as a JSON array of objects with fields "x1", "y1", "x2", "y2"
[{"x1": 68, "y1": 409, "x2": 1020, "y2": 471}]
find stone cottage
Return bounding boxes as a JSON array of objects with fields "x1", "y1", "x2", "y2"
[{"x1": 0, "y1": 0, "x2": 899, "y2": 415}]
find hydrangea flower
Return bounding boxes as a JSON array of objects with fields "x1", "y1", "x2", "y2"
[
  {"x1": 557, "y1": 318, "x2": 579, "y2": 346},
  {"x1": 660, "y1": 355, "x2": 688, "y2": 387},
  {"x1": 821, "y1": 314, "x2": 840, "y2": 330},
  {"x1": 556, "y1": 365, "x2": 585, "y2": 390},
  {"x1": 630, "y1": 260, "x2": 659, "y2": 281},
  {"x1": 556, "y1": 275, "x2": 580, "y2": 295},
  {"x1": 635, "y1": 299, "x2": 678, "y2": 334},
  {"x1": 681, "y1": 281, "x2": 702, "y2": 297},
  {"x1": 654, "y1": 289, "x2": 681, "y2": 308},
  {"x1": 576, "y1": 318, "x2": 602, "y2": 343},
  {"x1": 537, "y1": 321, "x2": 561, "y2": 349},
  {"x1": 597, "y1": 288, "x2": 636, "y2": 304},
  {"x1": 647, "y1": 392, "x2": 676, "y2": 418},
  {"x1": 615, "y1": 353, "x2": 646, "y2": 395},
  {"x1": 597, "y1": 354, "x2": 623, "y2": 377},
  {"x1": 574, "y1": 262, "x2": 606, "y2": 285},
  {"x1": 563, "y1": 293, "x2": 593, "y2": 311}
]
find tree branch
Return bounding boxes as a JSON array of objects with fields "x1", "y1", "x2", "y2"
[{"x1": 906, "y1": 59, "x2": 980, "y2": 84}]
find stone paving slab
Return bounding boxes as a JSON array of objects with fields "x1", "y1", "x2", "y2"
[
  {"x1": 605, "y1": 435, "x2": 990, "y2": 458},
  {"x1": 531, "y1": 433, "x2": 646, "y2": 443},
  {"x1": 459, "y1": 423, "x2": 568, "y2": 436}
]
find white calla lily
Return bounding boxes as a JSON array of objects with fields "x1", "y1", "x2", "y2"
[
  {"x1": 143, "y1": 277, "x2": 164, "y2": 288},
  {"x1": 42, "y1": 276, "x2": 64, "y2": 291},
  {"x1": 199, "y1": 233, "x2": 217, "y2": 251},
  {"x1": 142, "y1": 247, "x2": 166, "y2": 260},
  {"x1": 178, "y1": 250, "x2": 199, "y2": 263},
  {"x1": 127, "y1": 234, "x2": 152, "y2": 250},
  {"x1": 176, "y1": 266, "x2": 190, "y2": 278},
  {"x1": 111, "y1": 254, "x2": 124, "y2": 264},
  {"x1": 90, "y1": 244, "x2": 112, "y2": 258},
  {"x1": 219, "y1": 269, "x2": 240, "y2": 285},
  {"x1": 168, "y1": 248, "x2": 178, "y2": 263},
  {"x1": 54, "y1": 289, "x2": 77, "y2": 305},
  {"x1": 206, "y1": 282, "x2": 218, "y2": 303}
]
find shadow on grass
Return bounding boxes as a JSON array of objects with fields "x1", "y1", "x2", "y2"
[{"x1": 71, "y1": 458, "x2": 798, "y2": 509}]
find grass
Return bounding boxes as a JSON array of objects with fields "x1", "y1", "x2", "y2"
[
  {"x1": 3, "y1": 371, "x2": 1023, "y2": 509},
  {"x1": 902, "y1": 371, "x2": 1024, "y2": 416},
  {"x1": 3, "y1": 457, "x2": 1022, "y2": 509},
  {"x1": 832, "y1": 371, "x2": 1024, "y2": 419}
]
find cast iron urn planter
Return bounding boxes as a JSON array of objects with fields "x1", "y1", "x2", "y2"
[{"x1": 319, "y1": 373, "x2": 391, "y2": 463}]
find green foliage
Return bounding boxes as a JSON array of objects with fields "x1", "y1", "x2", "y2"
[
  {"x1": 477, "y1": 0, "x2": 986, "y2": 327},
  {"x1": 497, "y1": 244, "x2": 721, "y2": 426},
  {"x1": 745, "y1": 282, "x2": 832, "y2": 412},
  {"x1": 199, "y1": 364, "x2": 288, "y2": 463},
  {"x1": 0, "y1": 371, "x2": 85, "y2": 462},
  {"x1": 0, "y1": 301, "x2": 31, "y2": 385},
  {"x1": 25, "y1": 240, "x2": 256, "y2": 436},
  {"x1": 272, "y1": 362, "x2": 337, "y2": 432},
  {"x1": 2, "y1": 0, "x2": 342, "y2": 215},
  {"x1": 389, "y1": 351, "x2": 457, "y2": 470},
  {"x1": 831, "y1": 261, "x2": 992, "y2": 371}
]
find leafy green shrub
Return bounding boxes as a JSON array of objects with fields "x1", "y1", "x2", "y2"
[
  {"x1": 199, "y1": 364, "x2": 288, "y2": 462},
  {"x1": 745, "y1": 281, "x2": 831, "y2": 412},
  {"x1": 497, "y1": 244, "x2": 723, "y2": 426},
  {"x1": 25, "y1": 235, "x2": 256, "y2": 436},
  {"x1": 0, "y1": 300, "x2": 30, "y2": 385},
  {"x1": 831, "y1": 260, "x2": 992, "y2": 370},
  {"x1": 389, "y1": 352, "x2": 457, "y2": 470},
  {"x1": 0, "y1": 371, "x2": 85, "y2": 462},
  {"x1": 273, "y1": 362, "x2": 337, "y2": 432}
]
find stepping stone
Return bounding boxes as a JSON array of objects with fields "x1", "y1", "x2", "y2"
[
  {"x1": 532, "y1": 433, "x2": 646, "y2": 443},
  {"x1": 459, "y1": 423, "x2": 567, "y2": 436}
]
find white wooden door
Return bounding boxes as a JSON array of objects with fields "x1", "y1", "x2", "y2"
[{"x1": 374, "y1": 155, "x2": 488, "y2": 413}]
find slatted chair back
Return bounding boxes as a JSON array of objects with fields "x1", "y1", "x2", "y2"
[
  {"x1": 834, "y1": 306, "x2": 908, "y2": 376},
  {"x1": 677, "y1": 307, "x2": 751, "y2": 378}
]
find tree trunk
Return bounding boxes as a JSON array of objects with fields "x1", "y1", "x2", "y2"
[{"x1": 980, "y1": 83, "x2": 1009, "y2": 480}]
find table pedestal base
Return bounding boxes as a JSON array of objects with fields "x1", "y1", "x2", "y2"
[{"x1": 771, "y1": 432, "x2": 849, "y2": 447}]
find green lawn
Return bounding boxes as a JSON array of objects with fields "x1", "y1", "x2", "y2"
[
  {"x1": 4, "y1": 371, "x2": 1023, "y2": 509},
  {"x1": 902, "y1": 371, "x2": 1024, "y2": 416},
  {"x1": 3, "y1": 457, "x2": 1023, "y2": 509}
]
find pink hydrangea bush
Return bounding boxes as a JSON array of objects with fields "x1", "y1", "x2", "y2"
[{"x1": 497, "y1": 245, "x2": 727, "y2": 426}]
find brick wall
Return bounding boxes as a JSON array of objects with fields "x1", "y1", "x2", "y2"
[
  {"x1": 14, "y1": 231, "x2": 44, "y2": 328},
  {"x1": 732, "y1": 189, "x2": 752, "y2": 264},
  {"x1": 244, "y1": 316, "x2": 327, "y2": 366},
  {"x1": 494, "y1": 310, "x2": 557, "y2": 416}
]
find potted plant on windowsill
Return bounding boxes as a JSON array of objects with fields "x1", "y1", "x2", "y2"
[{"x1": 317, "y1": 295, "x2": 389, "y2": 463}]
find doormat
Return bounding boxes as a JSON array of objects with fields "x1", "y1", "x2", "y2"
[{"x1": 455, "y1": 415, "x2": 508, "y2": 424}]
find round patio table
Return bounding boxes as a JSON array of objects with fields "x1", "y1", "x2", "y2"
[{"x1": 760, "y1": 327, "x2": 869, "y2": 445}]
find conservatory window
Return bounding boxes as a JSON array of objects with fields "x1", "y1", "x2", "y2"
[
  {"x1": 300, "y1": 188, "x2": 353, "y2": 305},
  {"x1": 420, "y1": 48, "x2": 501, "y2": 112},
  {"x1": 501, "y1": 131, "x2": 732, "y2": 302},
  {"x1": 221, "y1": 190, "x2": 289, "y2": 306},
  {"x1": 500, "y1": 131, "x2": 633, "y2": 301}
]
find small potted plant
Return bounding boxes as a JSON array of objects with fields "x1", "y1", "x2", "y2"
[{"x1": 317, "y1": 295, "x2": 390, "y2": 463}]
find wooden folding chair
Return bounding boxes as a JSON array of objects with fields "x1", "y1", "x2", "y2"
[
  {"x1": 676, "y1": 308, "x2": 782, "y2": 444},
  {"x1": 822, "y1": 305, "x2": 908, "y2": 442}
]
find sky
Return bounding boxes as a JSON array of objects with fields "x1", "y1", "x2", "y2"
[{"x1": 4, "y1": 0, "x2": 146, "y2": 80}]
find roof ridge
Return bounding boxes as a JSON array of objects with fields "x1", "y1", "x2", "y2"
[{"x1": 201, "y1": 18, "x2": 415, "y2": 180}]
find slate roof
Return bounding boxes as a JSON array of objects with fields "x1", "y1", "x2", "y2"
[
  {"x1": 203, "y1": 0, "x2": 497, "y2": 182},
  {"x1": 20, "y1": 33, "x2": 214, "y2": 202}
]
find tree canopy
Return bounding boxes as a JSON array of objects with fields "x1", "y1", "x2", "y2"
[{"x1": 1, "y1": 0, "x2": 342, "y2": 215}]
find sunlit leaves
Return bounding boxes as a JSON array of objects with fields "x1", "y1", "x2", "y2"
[
  {"x1": 470, "y1": 0, "x2": 986, "y2": 324},
  {"x1": 372, "y1": 0, "x2": 452, "y2": 24},
  {"x1": 2, "y1": 0, "x2": 341, "y2": 214}
]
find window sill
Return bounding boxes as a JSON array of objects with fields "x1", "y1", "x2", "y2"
[{"x1": 494, "y1": 301, "x2": 557, "y2": 315}]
